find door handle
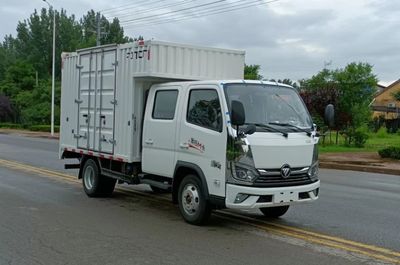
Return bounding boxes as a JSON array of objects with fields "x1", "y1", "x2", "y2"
[
  {"x1": 179, "y1": 143, "x2": 189, "y2": 149},
  {"x1": 145, "y1": 139, "x2": 154, "y2": 145}
]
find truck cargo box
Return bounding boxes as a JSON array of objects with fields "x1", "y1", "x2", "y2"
[{"x1": 60, "y1": 40, "x2": 245, "y2": 163}]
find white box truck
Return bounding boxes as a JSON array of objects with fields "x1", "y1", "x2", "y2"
[{"x1": 60, "y1": 40, "x2": 322, "y2": 225}]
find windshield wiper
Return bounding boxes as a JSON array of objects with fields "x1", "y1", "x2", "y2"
[
  {"x1": 274, "y1": 93, "x2": 305, "y2": 122},
  {"x1": 269, "y1": 122, "x2": 312, "y2": 137},
  {"x1": 245, "y1": 123, "x2": 288, "y2": 138}
]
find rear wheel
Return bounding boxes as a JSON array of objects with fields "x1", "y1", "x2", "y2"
[
  {"x1": 260, "y1": 206, "x2": 289, "y2": 218},
  {"x1": 178, "y1": 175, "x2": 211, "y2": 225},
  {"x1": 82, "y1": 159, "x2": 116, "y2": 197}
]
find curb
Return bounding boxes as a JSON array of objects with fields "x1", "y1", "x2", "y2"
[
  {"x1": 320, "y1": 161, "x2": 400, "y2": 176},
  {"x1": 0, "y1": 130, "x2": 59, "y2": 140}
]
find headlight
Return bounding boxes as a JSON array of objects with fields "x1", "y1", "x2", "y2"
[
  {"x1": 312, "y1": 144, "x2": 319, "y2": 163},
  {"x1": 233, "y1": 165, "x2": 259, "y2": 183},
  {"x1": 308, "y1": 161, "x2": 319, "y2": 180},
  {"x1": 308, "y1": 144, "x2": 319, "y2": 180}
]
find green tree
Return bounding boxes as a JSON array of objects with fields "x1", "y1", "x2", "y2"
[
  {"x1": 300, "y1": 62, "x2": 377, "y2": 146},
  {"x1": 0, "y1": 60, "x2": 36, "y2": 123},
  {"x1": 0, "y1": 95, "x2": 14, "y2": 122},
  {"x1": 0, "y1": 8, "x2": 132, "y2": 126},
  {"x1": 80, "y1": 10, "x2": 130, "y2": 47},
  {"x1": 333, "y1": 62, "x2": 377, "y2": 128},
  {"x1": 299, "y1": 68, "x2": 333, "y2": 91},
  {"x1": 103, "y1": 17, "x2": 131, "y2": 44},
  {"x1": 14, "y1": 81, "x2": 59, "y2": 125},
  {"x1": 0, "y1": 36, "x2": 17, "y2": 81},
  {"x1": 244, "y1": 64, "x2": 263, "y2": 80}
]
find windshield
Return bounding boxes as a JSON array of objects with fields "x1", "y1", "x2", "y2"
[{"x1": 224, "y1": 84, "x2": 313, "y2": 129}]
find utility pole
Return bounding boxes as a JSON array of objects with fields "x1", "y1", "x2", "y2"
[
  {"x1": 96, "y1": 12, "x2": 101, "y2": 46},
  {"x1": 43, "y1": 0, "x2": 56, "y2": 136}
]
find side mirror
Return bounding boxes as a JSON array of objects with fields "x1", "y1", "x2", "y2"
[
  {"x1": 324, "y1": 104, "x2": 335, "y2": 128},
  {"x1": 231, "y1": 100, "x2": 245, "y2": 126}
]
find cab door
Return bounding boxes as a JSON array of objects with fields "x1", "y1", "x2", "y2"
[
  {"x1": 142, "y1": 86, "x2": 180, "y2": 177},
  {"x1": 176, "y1": 85, "x2": 227, "y2": 197}
]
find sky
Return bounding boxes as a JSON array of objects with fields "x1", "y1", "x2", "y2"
[{"x1": 0, "y1": 0, "x2": 399, "y2": 85}]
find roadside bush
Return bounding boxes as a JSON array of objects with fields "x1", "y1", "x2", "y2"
[
  {"x1": 375, "y1": 127, "x2": 389, "y2": 138},
  {"x1": 0, "y1": 123, "x2": 59, "y2": 132},
  {"x1": 0, "y1": 123, "x2": 26, "y2": 129},
  {"x1": 354, "y1": 130, "x2": 368, "y2": 148},
  {"x1": 378, "y1": 146, "x2": 400, "y2": 160},
  {"x1": 29, "y1": 125, "x2": 60, "y2": 133},
  {"x1": 341, "y1": 126, "x2": 369, "y2": 147}
]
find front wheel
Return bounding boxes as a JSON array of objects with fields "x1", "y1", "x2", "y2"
[
  {"x1": 260, "y1": 206, "x2": 289, "y2": 218},
  {"x1": 178, "y1": 175, "x2": 211, "y2": 225}
]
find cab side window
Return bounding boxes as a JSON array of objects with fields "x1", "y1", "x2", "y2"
[
  {"x1": 152, "y1": 90, "x2": 178, "y2": 120},
  {"x1": 187, "y1": 89, "x2": 222, "y2": 132}
]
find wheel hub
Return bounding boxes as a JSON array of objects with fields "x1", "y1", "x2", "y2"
[
  {"x1": 83, "y1": 165, "x2": 95, "y2": 190},
  {"x1": 182, "y1": 184, "x2": 200, "y2": 216}
]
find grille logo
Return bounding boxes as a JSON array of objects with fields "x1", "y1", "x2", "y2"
[{"x1": 280, "y1": 164, "x2": 291, "y2": 179}]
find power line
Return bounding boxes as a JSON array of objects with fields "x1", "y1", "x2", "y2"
[
  {"x1": 121, "y1": 0, "x2": 278, "y2": 28},
  {"x1": 100, "y1": 0, "x2": 165, "y2": 14},
  {"x1": 119, "y1": 0, "x2": 227, "y2": 24},
  {"x1": 127, "y1": 1, "x2": 274, "y2": 28},
  {"x1": 105, "y1": 0, "x2": 197, "y2": 20},
  {"x1": 120, "y1": 0, "x2": 257, "y2": 26}
]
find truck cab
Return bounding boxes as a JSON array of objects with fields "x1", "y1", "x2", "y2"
[{"x1": 141, "y1": 80, "x2": 319, "y2": 224}]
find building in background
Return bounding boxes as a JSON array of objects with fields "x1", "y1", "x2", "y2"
[{"x1": 371, "y1": 79, "x2": 400, "y2": 132}]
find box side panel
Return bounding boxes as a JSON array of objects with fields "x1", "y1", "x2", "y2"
[
  {"x1": 115, "y1": 46, "x2": 170, "y2": 163},
  {"x1": 149, "y1": 42, "x2": 245, "y2": 80},
  {"x1": 60, "y1": 53, "x2": 79, "y2": 157},
  {"x1": 122, "y1": 43, "x2": 151, "y2": 75},
  {"x1": 131, "y1": 79, "x2": 156, "y2": 162}
]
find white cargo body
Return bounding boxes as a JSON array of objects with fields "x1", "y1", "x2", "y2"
[{"x1": 60, "y1": 40, "x2": 245, "y2": 162}]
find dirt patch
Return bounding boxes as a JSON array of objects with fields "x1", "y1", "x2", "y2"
[{"x1": 320, "y1": 152, "x2": 400, "y2": 175}]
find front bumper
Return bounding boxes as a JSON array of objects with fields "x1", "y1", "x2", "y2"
[{"x1": 225, "y1": 180, "x2": 320, "y2": 209}]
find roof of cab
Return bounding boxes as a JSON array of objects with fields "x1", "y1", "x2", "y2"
[{"x1": 153, "y1": 80, "x2": 294, "y2": 89}]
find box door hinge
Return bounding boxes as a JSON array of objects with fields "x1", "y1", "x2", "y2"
[{"x1": 74, "y1": 132, "x2": 87, "y2": 139}]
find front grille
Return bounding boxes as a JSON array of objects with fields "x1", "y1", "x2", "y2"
[{"x1": 254, "y1": 167, "x2": 315, "y2": 187}]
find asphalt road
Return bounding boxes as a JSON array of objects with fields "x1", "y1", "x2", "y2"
[{"x1": 0, "y1": 133, "x2": 399, "y2": 265}]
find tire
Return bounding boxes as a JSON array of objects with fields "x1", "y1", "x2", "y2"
[
  {"x1": 99, "y1": 176, "x2": 117, "y2": 196},
  {"x1": 150, "y1": 185, "x2": 170, "y2": 194},
  {"x1": 178, "y1": 174, "x2": 211, "y2": 225},
  {"x1": 81, "y1": 159, "x2": 116, "y2": 197},
  {"x1": 260, "y1": 206, "x2": 289, "y2": 218}
]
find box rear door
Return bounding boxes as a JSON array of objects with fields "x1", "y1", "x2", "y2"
[
  {"x1": 76, "y1": 48, "x2": 117, "y2": 154},
  {"x1": 96, "y1": 49, "x2": 117, "y2": 153}
]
